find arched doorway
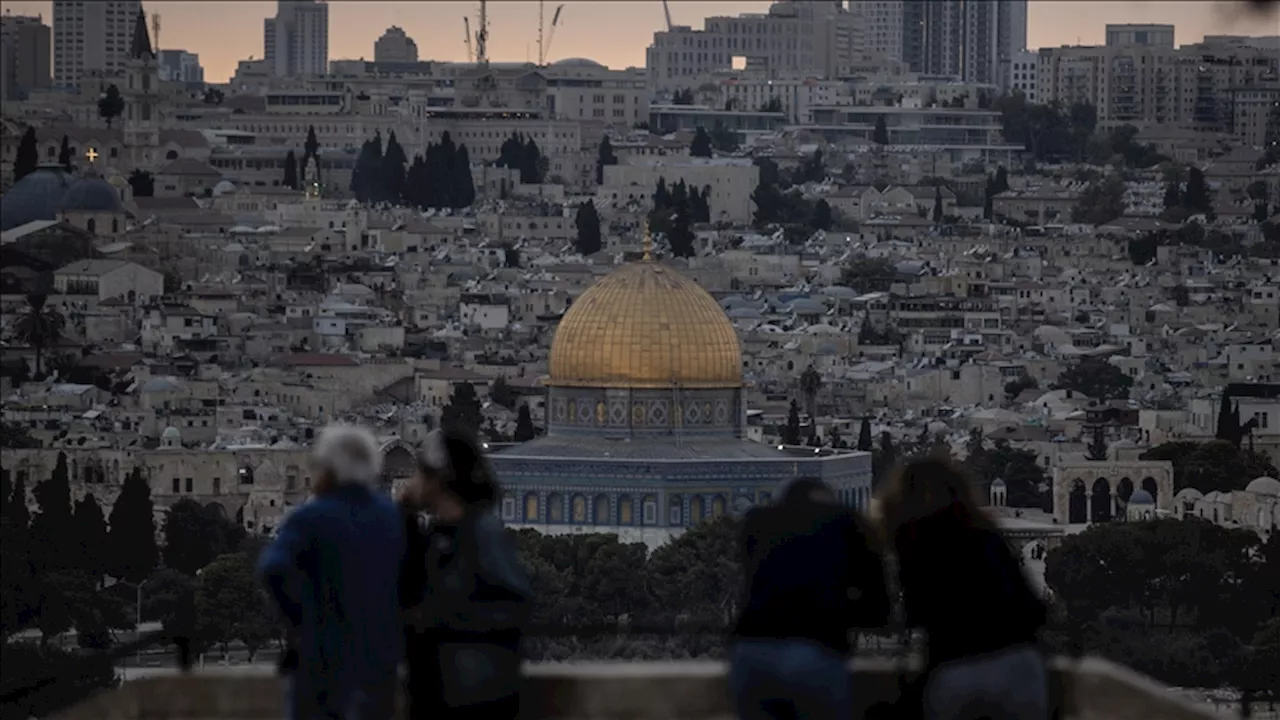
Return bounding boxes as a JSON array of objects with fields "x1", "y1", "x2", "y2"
[
  {"x1": 1115, "y1": 477, "x2": 1134, "y2": 518},
  {"x1": 1141, "y1": 477, "x2": 1160, "y2": 507},
  {"x1": 1068, "y1": 479, "x2": 1088, "y2": 524},
  {"x1": 1090, "y1": 478, "x2": 1112, "y2": 522}
]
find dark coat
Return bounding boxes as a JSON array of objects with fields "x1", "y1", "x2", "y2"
[
  {"x1": 401, "y1": 508, "x2": 532, "y2": 711},
  {"x1": 733, "y1": 501, "x2": 891, "y2": 654}
]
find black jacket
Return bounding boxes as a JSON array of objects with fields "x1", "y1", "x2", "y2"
[
  {"x1": 400, "y1": 508, "x2": 532, "y2": 709},
  {"x1": 732, "y1": 501, "x2": 891, "y2": 655},
  {"x1": 896, "y1": 508, "x2": 1047, "y2": 667}
]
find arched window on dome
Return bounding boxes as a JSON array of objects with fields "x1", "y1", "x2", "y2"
[
  {"x1": 711, "y1": 494, "x2": 727, "y2": 518},
  {"x1": 547, "y1": 492, "x2": 565, "y2": 523},
  {"x1": 523, "y1": 492, "x2": 539, "y2": 522},
  {"x1": 690, "y1": 496, "x2": 704, "y2": 524},
  {"x1": 668, "y1": 495, "x2": 682, "y2": 526},
  {"x1": 571, "y1": 494, "x2": 587, "y2": 523},
  {"x1": 86, "y1": 218, "x2": 96, "y2": 234},
  {"x1": 642, "y1": 495, "x2": 657, "y2": 525},
  {"x1": 618, "y1": 495, "x2": 635, "y2": 525}
]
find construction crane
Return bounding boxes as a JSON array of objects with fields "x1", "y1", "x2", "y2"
[
  {"x1": 463, "y1": 17, "x2": 473, "y2": 62},
  {"x1": 661, "y1": 0, "x2": 673, "y2": 31},
  {"x1": 475, "y1": 0, "x2": 489, "y2": 66},
  {"x1": 151, "y1": 12, "x2": 161, "y2": 50},
  {"x1": 538, "y1": 2, "x2": 565, "y2": 65}
]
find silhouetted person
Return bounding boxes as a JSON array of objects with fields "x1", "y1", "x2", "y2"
[
  {"x1": 259, "y1": 424, "x2": 405, "y2": 720},
  {"x1": 399, "y1": 428, "x2": 532, "y2": 720},
  {"x1": 730, "y1": 477, "x2": 891, "y2": 720},
  {"x1": 878, "y1": 458, "x2": 1048, "y2": 720}
]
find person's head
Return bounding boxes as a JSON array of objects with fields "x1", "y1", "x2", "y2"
[
  {"x1": 310, "y1": 423, "x2": 383, "y2": 494},
  {"x1": 875, "y1": 456, "x2": 990, "y2": 541},
  {"x1": 780, "y1": 476, "x2": 836, "y2": 506},
  {"x1": 412, "y1": 426, "x2": 499, "y2": 515}
]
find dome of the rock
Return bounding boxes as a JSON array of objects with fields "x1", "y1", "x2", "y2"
[
  {"x1": 548, "y1": 260, "x2": 742, "y2": 389},
  {"x1": 0, "y1": 164, "x2": 75, "y2": 231}
]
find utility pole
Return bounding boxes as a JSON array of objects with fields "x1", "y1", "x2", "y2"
[{"x1": 476, "y1": 0, "x2": 489, "y2": 67}]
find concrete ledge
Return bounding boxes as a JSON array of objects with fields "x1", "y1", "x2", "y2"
[{"x1": 51, "y1": 657, "x2": 1229, "y2": 720}]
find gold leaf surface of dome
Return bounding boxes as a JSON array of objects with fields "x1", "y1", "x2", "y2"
[{"x1": 549, "y1": 262, "x2": 743, "y2": 389}]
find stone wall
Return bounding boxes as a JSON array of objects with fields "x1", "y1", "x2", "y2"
[{"x1": 51, "y1": 657, "x2": 1226, "y2": 720}]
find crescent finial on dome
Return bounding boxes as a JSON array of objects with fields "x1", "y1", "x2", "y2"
[{"x1": 642, "y1": 220, "x2": 653, "y2": 262}]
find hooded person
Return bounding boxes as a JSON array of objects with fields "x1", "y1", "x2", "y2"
[{"x1": 258, "y1": 423, "x2": 406, "y2": 720}]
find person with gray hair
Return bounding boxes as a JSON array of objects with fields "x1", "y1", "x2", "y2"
[{"x1": 259, "y1": 423, "x2": 406, "y2": 720}]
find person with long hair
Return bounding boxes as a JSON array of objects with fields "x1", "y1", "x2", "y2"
[
  {"x1": 258, "y1": 423, "x2": 405, "y2": 720},
  {"x1": 730, "y1": 477, "x2": 891, "y2": 720},
  {"x1": 398, "y1": 427, "x2": 532, "y2": 720},
  {"x1": 876, "y1": 457, "x2": 1049, "y2": 720}
]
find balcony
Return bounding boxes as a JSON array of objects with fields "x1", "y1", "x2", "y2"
[{"x1": 51, "y1": 657, "x2": 1226, "y2": 720}]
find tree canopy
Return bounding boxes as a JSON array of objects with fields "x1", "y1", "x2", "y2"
[{"x1": 1054, "y1": 358, "x2": 1133, "y2": 402}]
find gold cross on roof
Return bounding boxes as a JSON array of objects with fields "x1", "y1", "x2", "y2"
[{"x1": 85, "y1": 147, "x2": 99, "y2": 163}]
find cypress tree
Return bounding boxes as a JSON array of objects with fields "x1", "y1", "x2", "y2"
[
  {"x1": 30, "y1": 452, "x2": 74, "y2": 572},
  {"x1": 574, "y1": 200, "x2": 602, "y2": 255},
  {"x1": 857, "y1": 418, "x2": 873, "y2": 451},
  {"x1": 521, "y1": 138, "x2": 543, "y2": 184},
  {"x1": 933, "y1": 185, "x2": 944, "y2": 224},
  {"x1": 514, "y1": 404, "x2": 536, "y2": 442},
  {"x1": 13, "y1": 126, "x2": 38, "y2": 181},
  {"x1": 58, "y1": 135, "x2": 73, "y2": 171},
  {"x1": 282, "y1": 150, "x2": 298, "y2": 190},
  {"x1": 1, "y1": 476, "x2": 36, "y2": 635},
  {"x1": 782, "y1": 400, "x2": 802, "y2": 445},
  {"x1": 873, "y1": 116, "x2": 889, "y2": 145},
  {"x1": 73, "y1": 492, "x2": 108, "y2": 584},
  {"x1": 382, "y1": 131, "x2": 407, "y2": 206},
  {"x1": 108, "y1": 467, "x2": 157, "y2": 584},
  {"x1": 453, "y1": 144, "x2": 475, "y2": 208}
]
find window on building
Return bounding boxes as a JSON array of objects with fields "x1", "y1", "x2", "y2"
[{"x1": 172, "y1": 478, "x2": 180, "y2": 493}]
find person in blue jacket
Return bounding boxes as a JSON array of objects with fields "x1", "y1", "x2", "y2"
[{"x1": 259, "y1": 423, "x2": 406, "y2": 720}]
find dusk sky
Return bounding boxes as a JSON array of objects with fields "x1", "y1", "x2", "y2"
[{"x1": 4, "y1": 1, "x2": 1277, "y2": 83}]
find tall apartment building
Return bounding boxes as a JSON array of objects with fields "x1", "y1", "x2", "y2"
[
  {"x1": 646, "y1": 0, "x2": 854, "y2": 92},
  {"x1": 1037, "y1": 37, "x2": 1280, "y2": 133},
  {"x1": 52, "y1": 0, "x2": 142, "y2": 88},
  {"x1": 263, "y1": 0, "x2": 328, "y2": 78},
  {"x1": 898, "y1": 0, "x2": 1025, "y2": 86},
  {"x1": 374, "y1": 26, "x2": 417, "y2": 63},
  {"x1": 848, "y1": 0, "x2": 904, "y2": 63},
  {"x1": 157, "y1": 49, "x2": 203, "y2": 84},
  {"x1": 0, "y1": 14, "x2": 51, "y2": 100}
]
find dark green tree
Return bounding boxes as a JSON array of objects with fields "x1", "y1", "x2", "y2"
[
  {"x1": 162, "y1": 499, "x2": 246, "y2": 576},
  {"x1": 489, "y1": 377, "x2": 516, "y2": 410},
  {"x1": 811, "y1": 198, "x2": 833, "y2": 231},
  {"x1": 799, "y1": 365, "x2": 822, "y2": 432},
  {"x1": 282, "y1": 150, "x2": 298, "y2": 190},
  {"x1": 1163, "y1": 178, "x2": 1182, "y2": 209},
  {"x1": 1, "y1": 476, "x2": 36, "y2": 636},
  {"x1": 1216, "y1": 391, "x2": 1242, "y2": 445},
  {"x1": 1072, "y1": 173, "x2": 1128, "y2": 225},
  {"x1": 203, "y1": 87, "x2": 224, "y2": 105},
  {"x1": 453, "y1": 144, "x2": 476, "y2": 208},
  {"x1": 382, "y1": 130, "x2": 407, "y2": 205},
  {"x1": 672, "y1": 89, "x2": 695, "y2": 105},
  {"x1": 690, "y1": 126, "x2": 713, "y2": 158},
  {"x1": 760, "y1": 97, "x2": 784, "y2": 113},
  {"x1": 514, "y1": 404, "x2": 537, "y2": 442},
  {"x1": 710, "y1": 121, "x2": 739, "y2": 153},
  {"x1": 781, "y1": 400, "x2": 802, "y2": 445},
  {"x1": 503, "y1": 244, "x2": 520, "y2": 268},
  {"x1": 667, "y1": 203, "x2": 696, "y2": 258},
  {"x1": 72, "y1": 492, "x2": 108, "y2": 584},
  {"x1": 1055, "y1": 358, "x2": 1133, "y2": 401},
  {"x1": 1140, "y1": 440, "x2": 1278, "y2": 494},
  {"x1": 108, "y1": 467, "x2": 158, "y2": 584},
  {"x1": 521, "y1": 138, "x2": 545, "y2": 184},
  {"x1": 128, "y1": 169, "x2": 155, "y2": 197},
  {"x1": 1184, "y1": 167, "x2": 1212, "y2": 214},
  {"x1": 13, "y1": 293, "x2": 65, "y2": 378},
  {"x1": 30, "y1": 453, "x2": 74, "y2": 573},
  {"x1": 440, "y1": 382, "x2": 484, "y2": 438},
  {"x1": 194, "y1": 551, "x2": 274, "y2": 660},
  {"x1": 574, "y1": 200, "x2": 603, "y2": 255},
  {"x1": 856, "y1": 418, "x2": 873, "y2": 451},
  {"x1": 596, "y1": 136, "x2": 618, "y2": 184},
  {"x1": 97, "y1": 84, "x2": 125, "y2": 128},
  {"x1": 57, "y1": 135, "x2": 73, "y2": 171},
  {"x1": 301, "y1": 125, "x2": 320, "y2": 185},
  {"x1": 13, "y1": 126, "x2": 38, "y2": 181},
  {"x1": 873, "y1": 115, "x2": 889, "y2": 144},
  {"x1": 932, "y1": 185, "x2": 944, "y2": 224}
]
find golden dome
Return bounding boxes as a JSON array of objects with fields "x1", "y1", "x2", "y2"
[{"x1": 549, "y1": 261, "x2": 743, "y2": 389}]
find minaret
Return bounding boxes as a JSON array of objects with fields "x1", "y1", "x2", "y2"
[{"x1": 123, "y1": 7, "x2": 160, "y2": 170}]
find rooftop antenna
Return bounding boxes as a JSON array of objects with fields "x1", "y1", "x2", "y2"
[
  {"x1": 538, "y1": 0, "x2": 544, "y2": 66},
  {"x1": 475, "y1": 0, "x2": 489, "y2": 66}
]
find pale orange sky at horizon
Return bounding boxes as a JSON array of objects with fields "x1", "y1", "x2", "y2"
[{"x1": 4, "y1": 1, "x2": 1277, "y2": 83}]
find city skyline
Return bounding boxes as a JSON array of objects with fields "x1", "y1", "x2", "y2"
[{"x1": 2, "y1": 0, "x2": 1276, "y2": 83}]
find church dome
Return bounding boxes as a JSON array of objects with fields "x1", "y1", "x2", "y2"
[
  {"x1": 60, "y1": 169, "x2": 124, "y2": 214},
  {"x1": 1129, "y1": 489, "x2": 1155, "y2": 505},
  {"x1": 548, "y1": 260, "x2": 742, "y2": 389},
  {"x1": 1246, "y1": 476, "x2": 1280, "y2": 497},
  {"x1": 0, "y1": 164, "x2": 74, "y2": 231}
]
